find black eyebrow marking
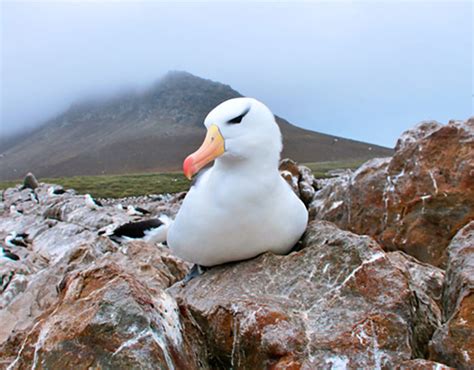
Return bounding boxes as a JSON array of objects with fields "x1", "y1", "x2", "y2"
[{"x1": 227, "y1": 106, "x2": 250, "y2": 124}]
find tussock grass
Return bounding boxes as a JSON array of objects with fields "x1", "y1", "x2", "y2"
[{"x1": 0, "y1": 159, "x2": 368, "y2": 198}]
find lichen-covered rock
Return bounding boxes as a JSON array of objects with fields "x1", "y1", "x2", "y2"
[
  {"x1": 310, "y1": 118, "x2": 474, "y2": 267},
  {"x1": 429, "y1": 221, "x2": 474, "y2": 369},
  {"x1": 173, "y1": 221, "x2": 440, "y2": 369}
]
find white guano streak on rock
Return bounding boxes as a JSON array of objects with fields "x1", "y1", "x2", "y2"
[
  {"x1": 325, "y1": 354, "x2": 349, "y2": 370},
  {"x1": 338, "y1": 252, "x2": 385, "y2": 289},
  {"x1": 328, "y1": 200, "x2": 344, "y2": 212},
  {"x1": 31, "y1": 324, "x2": 51, "y2": 370},
  {"x1": 370, "y1": 319, "x2": 383, "y2": 370},
  {"x1": 149, "y1": 327, "x2": 176, "y2": 370},
  {"x1": 112, "y1": 329, "x2": 149, "y2": 356},
  {"x1": 420, "y1": 195, "x2": 431, "y2": 214},
  {"x1": 230, "y1": 303, "x2": 241, "y2": 369},
  {"x1": 157, "y1": 291, "x2": 183, "y2": 347},
  {"x1": 6, "y1": 321, "x2": 42, "y2": 370},
  {"x1": 428, "y1": 170, "x2": 439, "y2": 194}
]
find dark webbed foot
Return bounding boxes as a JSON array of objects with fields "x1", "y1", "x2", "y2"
[{"x1": 182, "y1": 264, "x2": 209, "y2": 283}]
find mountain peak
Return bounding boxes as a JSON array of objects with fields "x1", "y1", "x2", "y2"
[{"x1": 0, "y1": 72, "x2": 392, "y2": 180}]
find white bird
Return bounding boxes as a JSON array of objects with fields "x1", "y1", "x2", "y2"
[
  {"x1": 1, "y1": 247, "x2": 20, "y2": 261},
  {"x1": 104, "y1": 215, "x2": 171, "y2": 244},
  {"x1": 84, "y1": 194, "x2": 103, "y2": 210},
  {"x1": 5, "y1": 232, "x2": 29, "y2": 248},
  {"x1": 9, "y1": 205, "x2": 23, "y2": 216},
  {"x1": 48, "y1": 187, "x2": 66, "y2": 196},
  {"x1": 167, "y1": 98, "x2": 308, "y2": 267},
  {"x1": 126, "y1": 205, "x2": 151, "y2": 216},
  {"x1": 29, "y1": 191, "x2": 39, "y2": 203}
]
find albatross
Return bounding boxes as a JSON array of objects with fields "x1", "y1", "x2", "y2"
[{"x1": 167, "y1": 98, "x2": 308, "y2": 267}]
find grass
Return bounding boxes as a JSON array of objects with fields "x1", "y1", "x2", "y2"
[
  {"x1": 0, "y1": 172, "x2": 190, "y2": 199},
  {"x1": 0, "y1": 159, "x2": 368, "y2": 199},
  {"x1": 303, "y1": 159, "x2": 368, "y2": 178}
]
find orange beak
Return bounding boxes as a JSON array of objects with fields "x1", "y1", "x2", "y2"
[{"x1": 183, "y1": 124, "x2": 225, "y2": 179}]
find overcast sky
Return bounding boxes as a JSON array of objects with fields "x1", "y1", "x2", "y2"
[{"x1": 1, "y1": 0, "x2": 472, "y2": 147}]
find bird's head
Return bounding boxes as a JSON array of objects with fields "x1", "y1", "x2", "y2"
[{"x1": 183, "y1": 97, "x2": 282, "y2": 179}]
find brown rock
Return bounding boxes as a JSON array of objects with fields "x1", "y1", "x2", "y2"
[
  {"x1": 429, "y1": 221, "x2": 474, "y2": 369},
  {"x1": 279, "y1": 158, "x2": 300, "y2": 178},
  {"x1": 0, "y1": 247, "x2": 201, "y2": 369},
  {"x1": 22, "y1": 172, "x2": 39, "y2": 190},
  {"x1": 279, "y1": 159, "x2": 317, "y2": 206},
  {"x1": 387, "y1": 251, "x2": 444, "y2": 307},
  {"x1": 173, "y1": 221, "x2": 440, "y2": 369},
  {"x1": 310, "y1": 119, "x2": 474, "y2": 267},
  {"x1": 396, "y1": 359, "x2": 454, "y2": 369}
]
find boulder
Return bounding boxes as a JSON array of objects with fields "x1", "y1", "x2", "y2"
[
  {"x1": 22, "y1": 172, "x2": 39, "y2": 190},
  {"x1": 279, "y1": 158, "x2": 317, "y2": 206},
  {"x1": 396, "y1": 359, "x2": 454, "y2": 369},
  {"x1": 1, "y1": 259, "x2": 202, "y2": 369},
  {"x1": 173, "y1": 221, "x2": 441, "y2": 369},
  {"x1": 310, "y1": 118, "x2": 474, "y2": 267},
  {"x1": 0, "y1": 182, "x2": 193, "y2": 369},
  {"x1": 429, "y1": 221, "x2": 474, "y2": 369}
]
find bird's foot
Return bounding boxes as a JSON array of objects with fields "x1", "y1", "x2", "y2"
[{"x1": 182, "y1": 264, "x2": 208, "y2": 284}]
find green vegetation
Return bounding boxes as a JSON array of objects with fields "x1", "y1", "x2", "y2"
[
  {"x1": 0, "y1": 159, "x2": 367, "y2": 198},
  {"x1": 0, "y1": 172, "x2": 190, "y2": 199},
  {"x1": 303, "y1": 159, "x2": 367, "y2": 178}
]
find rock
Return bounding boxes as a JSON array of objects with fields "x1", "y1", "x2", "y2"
[
  {"x1": 279, "y1": 159, "x2": 317, "y2": 206},
  {"x1": 310, "y1": 118, "x2": 474, "y2": 267},
  {"x1": 0, "y1": 182, "x2": 192, "y2": 369},
  {"x1": 173, "y1": 221, "x2": 441, "y2": 369},
  {"x1": 387, "y1": 251, "x2": 444, "y2": 307},
  {"x1": 429, "y1": 221, "x2": 474, "y2": 369},
  {"x1": 394, "y1": 120, "x2": 443, "y2": 152},
  {"x1": 279, "y1": 158, "x2": 300, "y2": 178},
  {"x1": 22, "y1": 172, "x2": 39, "y2": 190},
  {"x1": 396, "y1": 359, "x2": 454, "y2": 369},
  {"x1": 1, "y1": 259, "x2": 202, "y2": 369}
]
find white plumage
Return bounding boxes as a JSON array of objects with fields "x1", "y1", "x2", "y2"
[{"x1": 167, "y1": 98, "x2": 308, "y2": 266}]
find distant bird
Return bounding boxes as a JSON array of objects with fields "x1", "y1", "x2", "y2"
[
  {"x1": 126, "y1": 205, "x2": 151, "y2": 216},
  {"x1": 1, "y1": 247, "x2": 20, "y2": 261},
  {"x1": 115, "y1": 203, "x2": 127, "y2": 211},
  {"x1": 5, "y1": 232, "x2": 29, "y2": 248},
  {"x1": 9, "y1": 205, "x2": 23, "y2": 216},
  {"x1": 48, "y1": 187, "x2": 67, "y2": 196},
  {"x1": 167, "y1": 98, "x2": 308, "y2": 268},
  {"x1": 115, "y1": 204, "x2": 151, "y2": 216},
  {"x1": 84, "y1": 194, "x2": 103, "y2": 210},
  {"x1": 30, "y1": 191, "x2": 39, "y2": 203},
  {"x1": 104, "y1": 215, "x2": 171, "y2": 244}
]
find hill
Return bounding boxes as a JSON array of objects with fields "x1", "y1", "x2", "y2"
[{"x1": 0, "y1": 71, "x2": 392, "y2": 180}]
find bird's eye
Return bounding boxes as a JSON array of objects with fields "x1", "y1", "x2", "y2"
[{"x1": 227, "y1": 107, "x2": 250, "y2": 124}]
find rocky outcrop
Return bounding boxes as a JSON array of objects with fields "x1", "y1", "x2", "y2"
[
  {"x1": 1, "y1": 118, "x2": 472, "y2": 369},
  {"x1": 0, "y1": 184, "x2": 197, "y2": 369},
  {"x1": 310, "y1": 118, "x2": 474, "y2": 268},
  {"x1": 429, "y1": 221, "x2": 474, "y2": 369},
  {"x1": 173, "y1": 221, "x2": 441, "y2": 368}
]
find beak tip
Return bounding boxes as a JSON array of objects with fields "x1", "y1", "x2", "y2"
[{"x1": 183, "y1": 156, "x2": 194, "y2": 180}]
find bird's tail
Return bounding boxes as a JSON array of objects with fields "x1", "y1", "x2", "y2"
[
  {"x1": 157, "y1": 214, "x2": 173, "y2": 246},
  {"x1": 158, "y1": 214, "x2": 173, "y2": 227}
]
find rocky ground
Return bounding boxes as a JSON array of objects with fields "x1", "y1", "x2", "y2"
[{"x1": 0, "y1": 118, "x2": 472, "y2": 369}]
